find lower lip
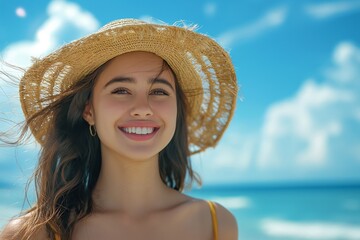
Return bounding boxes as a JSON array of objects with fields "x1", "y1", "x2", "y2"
[{"x1": 119, "y1": 128, "x2": 159, "y2": 141}]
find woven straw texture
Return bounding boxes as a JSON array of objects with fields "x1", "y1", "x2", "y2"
[{"x1": 19, "y1": 19, "x2": 238, "y2": 154}]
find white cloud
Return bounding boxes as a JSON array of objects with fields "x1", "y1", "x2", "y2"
[
  {"x1": 15, "y1": 7, "x2": 27, "y2": 18},
  {"x1": 305, "y1": 1, "x2": 360, "y2": 19},
  {"x1": 0, "y1": 0, "x2": 99, "y2": 147},
  {"x1": 0, "y1": 8, "x2": 82, "y2": 227},
  {"x1": 194, "y1": 41, "x2": 360, "y2": 184},
  {"x1": 0, "y1": 0, "x2": 99, "y2": 119},
  {"x1": 258, "y1": 80, "x2": 352, "y2": 168},
  {"x1": 204, "y1": 3, "x2": 217, "y2": 17},
  {"x1": 1, "y1": 0, "x2": 99, "y2": 68},
  {"x1": 192, "y1": 126, "x2": 255, "y2": 183},
  {"x1": 325, "y1": 42, "x2": 360, "y2": 84},
  {"x1": 257, "y1": 42, "x2": 360, "y2": 170},
  {"x1": 217, "y1": 6, "x2": 287, "y2": 49}
]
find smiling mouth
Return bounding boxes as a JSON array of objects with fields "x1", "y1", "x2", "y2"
[{"x1": 120, "y1": 127, "x2": 159, "y2": 135}]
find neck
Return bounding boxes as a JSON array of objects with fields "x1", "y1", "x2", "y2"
[{"x1": 92, "y1": 150, "x2": 174, "y2": 217}]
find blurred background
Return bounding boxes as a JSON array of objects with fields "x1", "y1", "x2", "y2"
[{"x1": 1, "y1": 0, "x2": 360, "y2": 239}]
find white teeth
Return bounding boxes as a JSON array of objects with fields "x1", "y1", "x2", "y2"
[{"x1": 123, "y1": 127, "x2": 155, "y2": 135}]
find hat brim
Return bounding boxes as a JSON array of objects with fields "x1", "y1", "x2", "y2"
[{"x1": 20, "y1": 19, "x2": 238, "y2": 154}]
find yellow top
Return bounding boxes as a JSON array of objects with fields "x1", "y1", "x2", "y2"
[
  {"x1": 54, "y1": 201, "x2": 219, "y2": 240},
  {"x1": 207, "y1": 200, "x2": 219, "y2": 240}
]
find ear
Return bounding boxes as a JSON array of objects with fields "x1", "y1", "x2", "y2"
[{"x1": 83, "y1": 102, "x2": 95, "y2": 125}]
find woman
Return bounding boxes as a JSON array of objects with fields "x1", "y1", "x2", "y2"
[{"x1": 0, "y1": 19, "x2": 238, "y2": 240}]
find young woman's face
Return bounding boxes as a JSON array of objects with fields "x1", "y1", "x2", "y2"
[{"x1": 83, "y1": 51, "x2": 177, "y2": 162}]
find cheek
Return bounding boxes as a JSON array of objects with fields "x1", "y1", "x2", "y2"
[
  {"x1": 101, "y1": 99, "x2": 125, "y2": 110},
  {"x1": 92, "y1": 98, "x2": 127, "y2": 122},
  {"x1": 158, "y1": 101, "x2": 177, "y2": 135},
  {"x1": 153, "y1": 100, "x2": 177, "y2": 117}
]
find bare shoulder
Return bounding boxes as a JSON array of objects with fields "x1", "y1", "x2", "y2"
[
  {"x1": 0, "y1": 214, "x2": 47, "y2": 240},
  {"x1": 212, "y1": 201, "x2": 238, "y2": 240},
  {"x1": 177, "y1": 194, "x2": 238, "y2": 239},
  {"x1": 0, "y1": 217, "x2": 22, "y2": 240}
]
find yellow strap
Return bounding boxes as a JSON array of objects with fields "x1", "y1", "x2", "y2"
[
  {"x1": 207, "y1": 201, "x2": 219, "y2": 240},
  {"x1": 54, "y1": 234, "x2": 61, "y2": 240}
]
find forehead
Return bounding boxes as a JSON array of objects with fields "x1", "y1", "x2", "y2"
[{"x1": 98, "y1": 51, "x2": 170, "y2": 79}]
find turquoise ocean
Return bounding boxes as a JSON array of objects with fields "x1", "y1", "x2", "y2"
[
  {"x1": 1, "y1": 183, "x2": 360, "y2": 239},
  {"x1": 187, "y1": 184, "x2": 360, "y2": 240}
]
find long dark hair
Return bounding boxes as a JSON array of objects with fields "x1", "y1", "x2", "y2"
[{"x1": 2, "y1": 57, "x2": 200, "y2": 239}]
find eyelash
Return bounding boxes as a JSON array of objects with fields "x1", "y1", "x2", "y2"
[
  {"x1": 150, "y1": 88, "x2": 169, "y2": 96},
  {"x1": 111, "y1": 88, "x2": 129, "y2": 94},
  {"x1": 111, "y1": 88, "x2": 169, "y2": 96}
]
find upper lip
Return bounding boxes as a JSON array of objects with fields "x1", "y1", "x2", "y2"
[{"x1": 119, "y1": 121, "x2": 161, "y2": 128}]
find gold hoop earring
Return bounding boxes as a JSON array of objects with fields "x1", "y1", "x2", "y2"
[{"x1": 89, "y1": 125, "x2": 97, "y2": 137}]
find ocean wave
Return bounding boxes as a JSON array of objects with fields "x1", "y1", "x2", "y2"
[
  {"x1": 261, "y1": 218, "x2": 360, "y2": 239},
  {"x1": 211, "y1": 196, "x2": 251, "y2": 209}
]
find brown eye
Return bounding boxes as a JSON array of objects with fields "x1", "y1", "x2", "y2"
[
  {"x1": 150, "y1": 89, "x2": 169, "y2": 96},
  {"x1": 111, "y1": 88, "x2": 130, "y2": 94}
]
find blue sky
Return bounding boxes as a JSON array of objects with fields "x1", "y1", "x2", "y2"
[{"x1": 0, "y1": 0, "x2": 360, "y2": 186}]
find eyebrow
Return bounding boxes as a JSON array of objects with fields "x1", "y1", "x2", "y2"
[{"x1": 104, "y1": 76, "x2": 175, "y2": 91}]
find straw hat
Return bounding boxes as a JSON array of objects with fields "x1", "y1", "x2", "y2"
[{"x1": 19, "y1": 18, "x2": 238, "y2": 154}]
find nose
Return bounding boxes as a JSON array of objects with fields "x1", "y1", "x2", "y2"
[{"x1": 130, "y1": 95, "x2": 153, "y2": 117}]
